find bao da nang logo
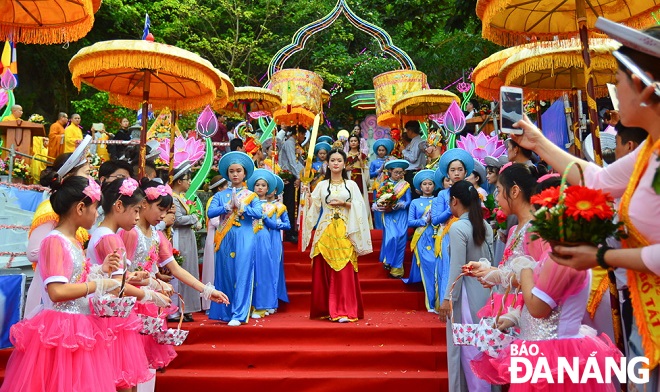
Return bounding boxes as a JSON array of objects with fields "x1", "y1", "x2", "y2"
[{"x1": 508, "y1": 343, "x2": 650, "y2": 384}]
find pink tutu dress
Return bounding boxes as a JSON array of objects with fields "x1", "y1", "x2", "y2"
[
  {"x1": 471, "y1": 258, "x2": 623, "y2": 391},
  {"x1": 477, "y1": 221, "x2": 548, "y2": 318},
  {"x1": 120, "y1": 226, "x2": 177, "y2": 369},
  {"x1": 0, "y1": 231, "x2": 116, "y2": 392},
  {"x1": 88, "y1": 226, "x2": 154, "y2": 388}
]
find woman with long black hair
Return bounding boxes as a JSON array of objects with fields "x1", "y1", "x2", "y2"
[
  {"x1": 437, "y1": 180, "x2": 493, "y2": 392},
  {"x1": 302, "y1": 148, "x2": 372, "y2": 322}
]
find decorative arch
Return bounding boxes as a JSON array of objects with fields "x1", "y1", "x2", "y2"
[{"x1": 267, "y1": 0, "x2": 415, "y2": 80}]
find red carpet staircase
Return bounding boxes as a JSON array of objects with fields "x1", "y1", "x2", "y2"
[{"x1": 0, "y1": 230, "x2": 449, "y2": 391}]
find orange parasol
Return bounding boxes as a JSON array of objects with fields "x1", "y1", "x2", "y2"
[
  {"x1": 69, "y1": 39, "x2": 234, "y2": 177},
  {"x1": 472, "y1": 45, "x2": 527, "y2": 101},
  {"x1": 0, "y1": 0, "x2": 95, "y2": 44},
  {"x1": 392, "y1": 89, "x2": 461, "y2": 117},
  {"x1": 499, "y1": 38, "x2": 619, "y2": 100}
]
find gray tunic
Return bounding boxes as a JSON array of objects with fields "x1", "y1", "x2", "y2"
[
  {"x1": 444, "y1": 213, "x2": 497, "y2": 392},
  {"x1": 172, "y1": 196, "x2": 201, "y2": 313}
]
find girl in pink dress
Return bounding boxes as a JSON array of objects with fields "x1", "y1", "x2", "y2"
[
  {"x1": 119, "y1": 179, "x2": 229, "y2": 369},
  {"x1": 472, "y1": 163, "x2": 550, "y2": 318},
  {"x1": 89, "y1": 177, "x2": 172, "y2": 391},
  {"x1": 0, "y1": 176, "x2": 127, "y2": 392},
  {"x1": 467, "y1": 164, "x2": 622, "y2": 390}
]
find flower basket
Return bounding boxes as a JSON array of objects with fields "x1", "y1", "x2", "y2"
[
  {"x1": 138, "y1": 312, "x2": 165, "y2": 336},
  {"x1": 90, "y1": 268, "x2": 136, "y2": 318},
  {"x1": 530, "y1": 162, "x2": 623, "y2": 248},
  {"x1": 473, "y1": 285, "x2": 519, "y2": 357},
  {"x1": 448, "y1": 273, "x2": 479, "y2": 346},
  {"x1": 154, "y1": 294, "x2": 189, "y2": 346},
  {"x1": 90, "y1": 294, "x2": 137, "y2": 318}
]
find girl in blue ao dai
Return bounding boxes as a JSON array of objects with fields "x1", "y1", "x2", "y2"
[
  {"x1": 406, "y1": 169, "x2": 439, "y2": 312},
  {"x1": 373, "y1": 159, "x2": 411, "y2": 278},
  {"x1": 369, "y1": 138, "x2": 394, "y2": 230},
  {"x1": 208, "y1": 152, "x2": 261, "y2": 326}
]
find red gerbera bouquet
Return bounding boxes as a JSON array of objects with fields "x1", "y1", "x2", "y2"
[{"x1": 530, "y1": 185, "x2": 623, "y2": 245}]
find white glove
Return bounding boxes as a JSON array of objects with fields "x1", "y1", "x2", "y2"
[
  {"x1": 510, "y1": 256, "x2": 537, "y2": 281},
  {"x1": 231, "y1": 187, "x2": 239, "y2": 210},
  {"x1": 140, "y1": 288, "x2": 171, "y2": 307},
  {"x1": 201, "y1": 282, "x2": 215, "y2": 301},
  {"x1": 92, "y1": 278, "x2": 121, "y2": 296},
  {"x1": 393, "y1": 202, "x2": 405, "y2": 210},
  {"x1": 147, "y1": 277, "x2": 172, "y2": 293},
  {"x1": 88, "y1": 264, "x2": 108, "y2": 280}
]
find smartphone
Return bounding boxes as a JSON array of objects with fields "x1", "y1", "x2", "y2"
[
  {"x1": 612, "y1": 51, "x2": 660, "y2": 100},
  {"x1": 500, "y1": 86, "x2": 524, "y2": 135}
]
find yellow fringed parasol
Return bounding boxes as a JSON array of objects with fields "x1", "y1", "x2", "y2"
[
  {"x1": 0, "y1": 0, "x2": 95, "y2": 44},
  {"x1": 69, "y1": 39, "x2": 234, "y2": 177},
  {"x1": 214, "y1": 86, "x2": 282, "y2": 114},
  {"x1": 373, "y1": 70, "x2": 428, "y2": 127},
  {"x1": 476, "y1": 0, "x2": 659, "y2": 47},
  {"x1": 392, "y1": 89, "x2": 461, "y2": 117},
  {"x1": 269, "y1": 69, "x2": 323, "y2": 129},
  {"x1": 472, "y1": 45, "x2": 527, "y2": 101},
  {"x1": 499, "y1": 38, "x2": 619, "y2": 101}
]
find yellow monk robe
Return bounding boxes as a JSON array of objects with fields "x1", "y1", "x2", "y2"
[
  {"x1": 0, "y1": 114, "x2": 18, "y2": 152},
  {"x1": 63, "y1": 124, "x2": 83, "y2": 154},
  {"x1": 96, "y1": 132, "x2": 110, "y2": 161},
  {"x1": 30, "y1": 136, "x2": 49, "y2": 182},
  {"x1": 48, "y1": 122, "x2": 65, "y2": 159}
]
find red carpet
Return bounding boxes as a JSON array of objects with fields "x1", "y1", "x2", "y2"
[{"x1": 0, "y1": 230, "x2": 449, "y2": 391}]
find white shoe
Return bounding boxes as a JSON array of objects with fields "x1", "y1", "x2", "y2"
[
  {"x1": 228, "y1": 320, "x2": 241, "y2": 326},
  {"x1": 267, "y1": 309, "x2": 276, "y2": 314},
  {"x1": 263, "y1": 312, "x2": 270, "y2": 316},
  {"x1": 338, "y1": 317, "x2": 350, "y2": 323},
  {"x1": 251, "y1": 313, "x2": 261, "y2": 319},
  {"x1": 428, "y1": 309, "x2": 439, "y2": 314}
]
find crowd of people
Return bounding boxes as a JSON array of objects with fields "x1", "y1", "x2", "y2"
[{"x1": 1, "y1": 19, "x2": 659, "y2": 392}]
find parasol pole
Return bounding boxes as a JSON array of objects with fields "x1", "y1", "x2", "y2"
[
  {"x1": 535, "y1": 100, "x2": 543, "y2": 130},
  {"x1": 139, "y1": 70, "x2": 151, "y2": 180},
  {"x1": 169, "y1": 109, "x2": 177, "y2": 180},
  {"x1": 576, "y1": 0, "x2": 603, "y2": 166},
  {"x1": 563, "y1": 93, "x2": 575, "y2": 149}
]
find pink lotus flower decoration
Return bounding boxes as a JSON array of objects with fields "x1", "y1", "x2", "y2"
[
  {"x1": 1, "y1": 69, "x2": 17, "y2": 91},
  {"x1": 442, "y1": 101, "x2": 466, "y2": 134},
  {"x1": 456, "y1": 133, "x2": 506, "y2": 164},
  {"x1": 0, "y1": 90, "x2": 8, "y2": 109},
  {"x1": 158, "y1": 136, "x2": 206, "y2": 167},
  {"x1": 196, "y1": 105, "x2": 218, "y2": 138}
]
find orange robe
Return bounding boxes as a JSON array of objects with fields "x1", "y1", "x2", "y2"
[{"x1": 48, "y1": 122, "x2": 65, "y2": 159}]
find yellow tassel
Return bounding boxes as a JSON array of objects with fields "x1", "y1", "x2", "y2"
[{"x1": 586, "y1": 268, "x2": 610, "y2": 319}]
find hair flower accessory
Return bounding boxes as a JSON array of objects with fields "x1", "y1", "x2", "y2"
[
  {"x1": 83, "y1": 178, "x2": 102, "y2": 203},
  {"x1": 119, "y1": 178, "x2": 139, "y2": 197},
  {"x1": 145, "y1": 184, "x2": 172, "y2": 200}
]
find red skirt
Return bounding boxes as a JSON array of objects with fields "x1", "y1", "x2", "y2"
[{"x1": 310, "y1": 256, "x2": 364, "y2": 321}]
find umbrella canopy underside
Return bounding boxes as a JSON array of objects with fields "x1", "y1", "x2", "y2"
[
  {"x1": 476, "y1": 0, "x2": 660, "y2": 46},
  {"x1": 0, "y1": 0, "x2": 94, "y2": 44}
]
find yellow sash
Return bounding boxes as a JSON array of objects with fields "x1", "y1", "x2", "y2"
[
  {"x1": 619, "y1": 138, "x2": 660, "y2": 369},
  {"x1": 173, "y1": 193, "x2": 190, "y2": 214},
  {"x1": 586, "y1": 267, "x2": 610, "y2": 319},
  {"x1": 393, "y1": 180, "x2": 410, "y2": 200},
  {"x1": 214, "y1": 190, "x2": 256, "y2": 251},
  {"x1": 434, "y1": 216, "x2": 458, "y2": 257}
]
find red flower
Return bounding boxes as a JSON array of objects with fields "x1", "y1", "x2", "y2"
[
  {"x1": 173, "y1": 248, "x2": 180, "y2": 256},
  {"x1": 495, "y1": 208, "x2": 507, "y2": 224},
  {"x1": 531, "y1": 186, "x2": 560, "y2": 208},
  {"x1": 563, "y1": 186, "x2": 614, "y2": 221}
]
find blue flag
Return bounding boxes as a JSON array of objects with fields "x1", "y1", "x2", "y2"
[{"x1": 142, "y1": 13, "x2": 151, "y2": 40}]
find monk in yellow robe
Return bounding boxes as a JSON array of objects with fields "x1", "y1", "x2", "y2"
[
  {"x1": 63, "y1": 113, "x2": 83, "y2": 154},
  {"x1": 47, "y1": 112, "x2": 67, "y2": 159},
  {"x1": 1, "y1": 104, "x2": 22, "y2": 151}
]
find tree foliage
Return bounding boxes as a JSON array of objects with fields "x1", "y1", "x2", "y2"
[{"x1": 14, "y1": 0, "x2": 501, "y2": 131}]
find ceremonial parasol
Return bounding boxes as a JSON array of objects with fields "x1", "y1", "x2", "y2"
[
  {"x1": 322, "y1": 89, "x2": 330, "y2": 104},
  {"x1": 0, "y1": 0, "x2": 95, "y2": 44},
  {"x1": 472, "y1": 45, "x2": 526, "y2": 100},
  {"x1": 214, "y1": 86, "x2": 282, "y2": 119},
  {"x1": 391, "y1": 89, "x2": 461, "y2": 117},
  {"x1": 69, "y1": 39, "x2": 234, "y2": 177},
  {"x1": 269, "y1": 68, "x2": 323, "y2": 129},
  {"x1": 499, "y1": 38, "x2": 619, "y2": 100},
  {"x1": 373, "y1": 70, "x2": 428, "y2": 128},
  {"x1": 476, "y1": 0, "x2": 660, "y2": 167}
]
